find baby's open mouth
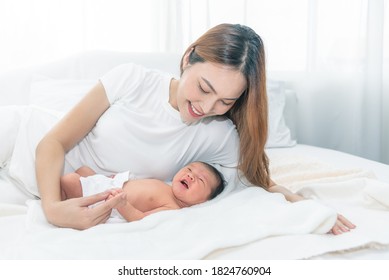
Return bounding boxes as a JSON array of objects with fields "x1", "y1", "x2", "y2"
[{"x1": 181, "y1": 180, "x2": 189, "y2": 189}]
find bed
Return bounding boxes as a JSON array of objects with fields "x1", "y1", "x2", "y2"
[{"x1": 0, "y1": 51, "x2": 388, "y2": 260}]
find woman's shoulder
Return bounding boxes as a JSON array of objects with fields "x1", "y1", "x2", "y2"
[
  {"x1": 198, "y1": 116, "x2": 239, "y2": 147},
  {"x1": 195, "y1": 116, "x2": 239, "y2": 166},
  {"x1": 100, "y1": 63, "x2": 147, "y2": 92},
  {"x1": 100, "y1": 63, "x2": 172, "y2": 104},
  {"x1": 201, "y1": 116, "x2": 236, "y2": 132}
]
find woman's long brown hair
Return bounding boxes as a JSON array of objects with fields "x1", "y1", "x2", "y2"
[{"x1": 180, "y1": 23, "x2": 270, "y2": 188}]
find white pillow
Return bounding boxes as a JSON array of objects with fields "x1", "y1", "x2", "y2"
[
  {"x1": 266, "y1": 80, "x2": 296, "y2": 148},
  {"x1": 8, "y1": 106, "x2": 62, "y2": 197},
  {"x1": 29, "y1": 75, "x2": 97, "y2": 112},
  {"x1": 7, "y1": 77, "x2": 97, "y2": 196}
]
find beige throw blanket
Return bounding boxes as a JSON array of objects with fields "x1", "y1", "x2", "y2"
[{"x1": 208, "y1": 153, "x2": 389, "y2": 259}]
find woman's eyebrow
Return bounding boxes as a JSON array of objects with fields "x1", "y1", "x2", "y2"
[{"x1": 201, "y1": 77, "x2": 217, "y2": 93}]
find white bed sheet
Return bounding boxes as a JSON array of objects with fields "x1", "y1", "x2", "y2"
[
  {"x1": 277, "y1": 145, "x2": 389, "y2": 183},
  {"x1": 0, "y1": 144, "x2": 388, "y2": 259}
]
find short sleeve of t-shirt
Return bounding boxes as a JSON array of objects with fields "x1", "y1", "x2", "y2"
[{"x1": 99, "y1": 63, "x2": 146, "y2": 104}]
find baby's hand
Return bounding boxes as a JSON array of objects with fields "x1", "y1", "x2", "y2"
[
  {"x1": 329, "y1": 214, "x2": 356, "y2": 235},
  {"x1": 106, "y1": 188, "x2": 127, "y2": 209},
  {"x1": 106, "y1": 188, "x2": 123, "y2": 200}
]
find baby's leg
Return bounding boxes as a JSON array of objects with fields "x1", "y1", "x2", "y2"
[
  {"x1": 61, "y1": 166, "x2": 95, "y2": 199},
  {"x1": 75, "y1": 166, "x2": 96, "y2": 177},
  {"x1": 60, "y1": 173, "x2": 83, "y2": 200}
]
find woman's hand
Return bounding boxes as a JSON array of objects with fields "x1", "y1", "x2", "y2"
[
  {"x1": 329, "y1": 214, "x2": 356, "y2": 235},
  {"x1": 44, "y1": 191, "x2": 126, "y2": 230}
]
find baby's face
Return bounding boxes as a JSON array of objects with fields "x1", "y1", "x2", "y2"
[{"x1": 171, "y1": 162, "x2": 218, "y2": 206}]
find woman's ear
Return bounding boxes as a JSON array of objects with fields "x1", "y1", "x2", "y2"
[{"x1": 182, "y1": 48, "x2": 194, "y2": 69}]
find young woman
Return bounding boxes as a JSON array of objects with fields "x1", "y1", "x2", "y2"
[{"x1": 32, "y1": 23, "x2": 354, "y2": 233}]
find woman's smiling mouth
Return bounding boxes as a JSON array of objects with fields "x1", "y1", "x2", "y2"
[{"x1": 188, "y1": 103, "x2": 204, "y2": 118}]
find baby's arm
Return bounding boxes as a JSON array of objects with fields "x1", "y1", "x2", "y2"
[
  {"x1": 268, "y1": 183, "x2": 356, "y2": 235},
  {"x1": 107, "y1": 189, "x2": 172, "y2": 222},
  {"x1": 117, "y1": 201, "x2": 172, "y2": 222}
]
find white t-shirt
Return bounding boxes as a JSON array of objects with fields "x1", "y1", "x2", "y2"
[{"x1": 65, "y1": 63, "x2": 239, "y2": 182}]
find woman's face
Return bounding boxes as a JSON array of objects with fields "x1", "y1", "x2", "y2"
[{"x1": 170, "y1": 60, "x2": 247, "y2": 124}]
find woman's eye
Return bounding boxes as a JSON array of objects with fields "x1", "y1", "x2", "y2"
[
  {"x1": 198, "y1": 84, "x2": 209, "y2": 94},
  {"x1": 221, "y1": 100, "x2": 233, "y2": 106}
]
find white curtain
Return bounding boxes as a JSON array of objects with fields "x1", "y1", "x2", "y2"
[
  {"x1": 292, "y1": 0, "x2": 388, "y2": 165},
  {"x1": 161, "y1": 0, "x2": 389, "y2": 165},
  {"x1": 0, "y1": 0, "x2": 387, "y2": 164},
  {"x1": 0, "y1": 0, "x2": 166, "y2": 73}
]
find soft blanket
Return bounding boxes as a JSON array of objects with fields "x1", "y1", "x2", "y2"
[
  {"x1": 0, "y1": 184, "x2": 336, "y2": 259},
  {"x1": 207, "y1": 153, "x2": 389, "y2": 259}
]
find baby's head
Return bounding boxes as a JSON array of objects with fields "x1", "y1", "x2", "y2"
[
  {"x1": 171, "y1": 161, "x2": 225, "y2": 207},
  {"x1": 202, "y1": 162, "x2": 225, "y2": 199}
]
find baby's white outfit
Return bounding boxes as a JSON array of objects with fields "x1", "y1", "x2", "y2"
[{"x1": 80, "y1": 171, "x2": 135, "y2": 222}]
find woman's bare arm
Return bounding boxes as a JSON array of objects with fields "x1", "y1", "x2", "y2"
[
  {"x1": 267, "y1": 181, "x2": 305, "y2": 202},
  {"x1": 268, "y1": 179, "x2": 356, "y2": 234},
  {"x1": 35, "y1": 82, "x2": 125, "y2": 229}
]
